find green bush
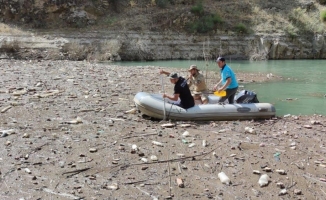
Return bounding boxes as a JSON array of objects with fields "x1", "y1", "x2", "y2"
[
  {"x1": 321, "y1": 10, "x2": 326, "y2": 22},
  {"x1": 284, "y1": 24, "x2": 298, "y2": 39},
  {"x1": 319, "y1": 0, "x2": 326, "y2": 5},
  {"x1": 156, "y1": 0, "x2": 169, "y2": 8},
  {"x1": 187, "y1": 14, "x2": 222, "y2": 33},
  {"x1": 109, "y1": 0, "x2": 119, "y2": 11},
  {"x1": 191, "y1": 1, "x2": 204, "y2": 16},
  {"x1": 1, "y1": 39, "x2": 20, "y2": 53},
  {"x1": 187, "y1": 1, "x2": 222, "y2": 33},
  {"x1": 211, "y1": 14, "x2": 222, "y2": 23},
  {"x1": 234, "y1": 23, "x2": 248, "y2": 34}
]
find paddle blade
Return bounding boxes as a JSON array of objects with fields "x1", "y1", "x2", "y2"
[{"x1": 214, "y1": 90, "x2": 226, "y2": 97}]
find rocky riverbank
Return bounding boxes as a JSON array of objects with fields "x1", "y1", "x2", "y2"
[
  {"x1": 1, "y1": 31, "x2": 326, "y2": 61},
  {"x1": 0, "y1": 60, "x2": 325, "y2": 199}
]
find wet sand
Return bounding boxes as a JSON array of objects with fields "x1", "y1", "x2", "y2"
[{"x1": 0, "y1": 60, "x2": 325, "y2": 200}]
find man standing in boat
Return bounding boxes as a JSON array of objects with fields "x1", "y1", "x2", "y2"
[
  {"x1": 187, "y1": 65, "x2": 209, "y2": 104},
  {"x1": 159, "y1": 70, "x2": 195, "y2": 109},
  {"x1": 213, "y1": 57, "x2": 239, "y2": 104}
]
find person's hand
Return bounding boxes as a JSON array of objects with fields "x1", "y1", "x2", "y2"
[
  {"x1": 217, "y1": 88, "x2": 223, "y2": 92},
  {"x1": 213, "y1": 85, "x2": 218, "y2": 91},
  {"x1": 188, "y1": 73, "x2": 193, "y2": 79},
  {"x1": 159, "y1": 69, "x2": 164, "y2": 74},
  {"x1": 162, "y1": 93, "x2": 166, "y2": 98}
]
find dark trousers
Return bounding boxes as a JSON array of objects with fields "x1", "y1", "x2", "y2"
[{"x1": 218, "y1": 87, "x2": 238, "y2": 104}]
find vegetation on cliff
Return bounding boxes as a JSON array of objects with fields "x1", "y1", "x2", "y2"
[{"x1": 0, "y1": 0, "x2": 325, "y2": 37}]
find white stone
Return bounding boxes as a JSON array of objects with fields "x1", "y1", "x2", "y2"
[
  {"x1": 218, "y1": 172, "x2": 230, "y2": 185},
  {"x1": 258, "y1": 174, "x2": 269, "y2": 187}
]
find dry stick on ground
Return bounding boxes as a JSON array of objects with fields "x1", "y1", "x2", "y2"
[
  {"x1": 29, "y1": 142, "x2": 51, "y2": 155},
  {"x1": 177, "y1": 162, "x2": 182, "y2": 174},
  {"x1": 114, "y1": 148, "x2": 217, "y2": 169},
  {"x1": 3, "y1": 180, "x2": 11, "y2": 193},
  {"x1": 62, "y1": 167, "x2": 92, "y2": 178},
  {"x1": 87, "y1": 153, "x2": 213, "y2": 178},
  {"x1": 320, "y1": 186, "x2": 326, "y2": 196},
  {"x1": 42, "y1": 188, "x2": 83, "y2": 200},
  {"x1": 122, "y1": 132, "x2": 157, "y2": 139},
  {"x1": 122, "y1": 179, "x2": 148, "y2": 185},
  {"x1": 167, "y1": 154, "x2": 172, "y2": 197},
  {"x1": 135, "y1": 186, "x2": 158, "y2": 200},
  {"x1": 302, "y1": 174, "x2": 326, "y2": 184}
]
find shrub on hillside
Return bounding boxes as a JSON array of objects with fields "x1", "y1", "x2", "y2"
[
  {"x1": 284, "y1": 24, "x2": 298, "y2": 39},
  {"x1": 191, "y1": 1, "x2": 204, "y2": 16},
  {"x1": 321, "y1": 10, "x2": 326, "y2": 22},
  {"x1": 319, "y1": 0, "x2": 326, "y2": 5},
  {"x1": 187, "y1": 14, "x2": 222, "y2": 33},
  {"x1": 62, "y1": 42, "x2": 93, "y2": 61},
  {"x1": 109, "y1": 0, "x2": 120, "y2": 11},
  {"x1": 234, "y1": 23, "x2": 249, "y2": 34},
  {"x1": 211, "y1": 14, "x2": 222, "y2": 24},
  {"x1": 156, "y1": 0, "x2": 170, "y2": 8},
  {"x1": 0, "y1": 39, "x2": 21, "y2": 53}
]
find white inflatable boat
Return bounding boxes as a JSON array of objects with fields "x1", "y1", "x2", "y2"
[{"x1": 134, "y1": 92, "x2": 276, "y2": 121}]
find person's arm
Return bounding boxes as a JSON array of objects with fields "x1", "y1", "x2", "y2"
[
  {"x1": 213, "y1": 79, "x2": 222, "y2": 90},
  {"x1": 187, "y1": 74, "x2": 193, "y2": 87},
  {"x1": 159, "y1": 69, "x2": 170, "y2": 76},
  {"x1": 218, "y1": 78, "x2": 231, "y2": 92},
  {"x1": 163, "y1": 93, "x2": 180, "y2": 101}
]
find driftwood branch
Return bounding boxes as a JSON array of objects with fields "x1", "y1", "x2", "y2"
[
  {"x1": 135, "y1": 186, "x2": 158, "y2": 200},
  {"x1": 122, "y1": 132, "x2": 157, "y2": 139},
  {"x1": 62, "y1": 167, "x2": 92, "y2": 178},
  {"x1": 42, "y1": 187, "x2": 83, "y2": 199},
  {"x1": 122, "y1": 179, "x2": 147, "y2": 185},
  {"x1": 167, "y1": 154, "x2": 172, "y2": 197},
  {"x1": 115, "y1": 148, "x2": 217, "y2": 169},
  {"x1": 30, "y1": 142, "x2": 50, "y2": 154}
]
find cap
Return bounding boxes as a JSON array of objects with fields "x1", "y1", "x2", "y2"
[
  {"x1": 168, "y1": 72, "x2": 178, "y2": 79},
  {"x1": 216, "y1": 57, "x2": 225, "y2": 62},
  {"x1": 188, "y1": 65, "x2": 200, "y2": 71}
]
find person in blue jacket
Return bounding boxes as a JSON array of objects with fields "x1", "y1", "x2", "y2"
[{"x1": 213, "y1": 57, "x2": 239, "y2": 104}]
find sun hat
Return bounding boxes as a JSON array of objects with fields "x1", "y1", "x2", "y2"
[
  {"x1": 216, "y1": 57, "x2": 226, "y2": 62},
  {"x1": 188, "y1": 65, "x2": 200, "y2": 71},
  {"x1": 168, "y1": 72, "x2": 178, "y2": 79}
]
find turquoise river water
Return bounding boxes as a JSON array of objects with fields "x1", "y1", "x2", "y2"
[{"x1": 114, "y1": 60, "x2": 326, "y2": 116}]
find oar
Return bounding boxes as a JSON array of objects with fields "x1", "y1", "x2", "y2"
[{"x1": 160, "y1": 75, "x2": 167, "y2": 121}]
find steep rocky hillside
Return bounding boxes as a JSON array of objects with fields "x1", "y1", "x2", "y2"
[
  {"x1": 0, "y1": 0, "x2": 326, "y2": 61},
  {"x1": 1, "y1": 0, "x2": 324, "y2": 35}
]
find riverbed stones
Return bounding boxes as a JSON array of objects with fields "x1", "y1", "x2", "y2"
[
  {"x1": 161, "y1": 123, "x2": 175, "y2": 128},
  {"x1": 294, "y1": 189, "x2": 302, "y2": 195},
  {"x1": 22, "y1": 133, "x2": 30, "y2": 138},
  {"x1": 0, "y1": 60, "x2": 325, "y2": 199},
  {"x1": 89, "y1": 148, "x2": 97, "y2": 153}
]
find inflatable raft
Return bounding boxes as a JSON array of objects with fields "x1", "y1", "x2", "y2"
[{"x1": 134, "y1": 92, "x2": 276, "y2": 121}]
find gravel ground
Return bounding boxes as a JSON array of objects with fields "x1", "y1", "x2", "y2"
[{"x1": 0, "y1": 60, "x2": 325, "y2": 200}]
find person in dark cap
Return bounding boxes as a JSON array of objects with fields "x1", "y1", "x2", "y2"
[
  {"x1": 213, "y1": 57, "x2": 238, "y2": 104},
  {"x1": 159, "y1": 69, "x2": 195, "y2": 109},
  {"x1": 187, "y1": 65, "x2": 209, "y2": 104}
]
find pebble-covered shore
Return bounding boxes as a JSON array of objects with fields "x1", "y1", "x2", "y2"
[{"x1": 0, "y1": 60, "x2": 325, "y2": 200}]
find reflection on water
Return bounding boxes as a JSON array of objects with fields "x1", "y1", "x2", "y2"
[{"x1": 113, "y1": 60, "x2": 326, "y2": 116}]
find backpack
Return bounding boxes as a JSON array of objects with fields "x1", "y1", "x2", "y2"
[{"x1": 235, "y1": 90, "x2": 259, "y2": 103}]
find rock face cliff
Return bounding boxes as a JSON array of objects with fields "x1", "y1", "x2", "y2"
[{"x1": 0, "y1": 0, "x2": 325, "y2": 60}]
